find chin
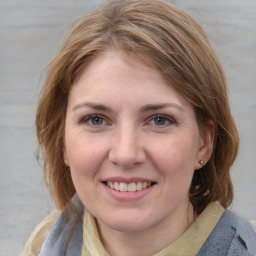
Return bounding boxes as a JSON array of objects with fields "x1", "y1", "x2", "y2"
[
  {"x1": 99, "y1": 214, "x2": 153, "y2": 233},
  {"x1": 109, "y1": 222, "x2": 149, "y2": 233}
]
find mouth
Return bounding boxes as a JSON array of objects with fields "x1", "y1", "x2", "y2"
[{"x1": 103, "y1": 181, "x2": 155, "y2": 192}]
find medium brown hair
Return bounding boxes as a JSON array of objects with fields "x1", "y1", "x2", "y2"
[{"x1": 36, "y1": 0, "x2": 239, "y2": 214}]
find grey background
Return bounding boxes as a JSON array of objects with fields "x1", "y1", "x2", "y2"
[{"x1": 0, "y1": 0, "x2": 255, "y2": 255}]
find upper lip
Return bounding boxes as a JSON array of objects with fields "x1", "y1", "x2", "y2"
[{"x1": 102, "y1": 176, "x2": 156, "y2": 183}]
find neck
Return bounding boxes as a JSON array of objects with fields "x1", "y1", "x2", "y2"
[{"x1": 97, "y1": 201, "x2": 195, "y2": 256}]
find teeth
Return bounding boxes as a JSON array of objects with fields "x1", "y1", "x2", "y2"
[
  {"x1": 109, "y1": 181, "x2": 114, "y2": 188},
  {"x1": 107, "y1": 181, "x2": 114, "y2": 189},
  {"x1": 106, "y1": 181, "x2": 152, "y2": 192},
  {"x1": 128, "y1": 182, "x2": 136, "y2": 192},
  {"x1": 119, "y1": 182, "x2": 127, "y2": 192},
  {"x1": 114, "y1": 181, "x2": 120, "y2": 191},
  {"x1": 137, "y1": 182, "x2": 143, "y2": 191},
  {"x1": 142, "y1": 182, "x2": 148, "y2": 189}
]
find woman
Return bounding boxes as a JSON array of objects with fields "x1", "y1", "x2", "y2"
[{"x1": 22, "y1": 0, "x2": 256, "y2": 255}]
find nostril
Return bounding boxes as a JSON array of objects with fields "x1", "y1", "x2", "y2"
[{"x1": 108, "y1": 145, "x2": 147, "y2": 168}]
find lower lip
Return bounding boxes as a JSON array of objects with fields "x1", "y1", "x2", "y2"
[{"x1": 103, "y1": 183, "x2": 155, "y2": 202}]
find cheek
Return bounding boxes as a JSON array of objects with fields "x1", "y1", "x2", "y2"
[
  {"x1": 150, "y1": 139, "x2": 197, "y2": 203},
  {"x1": 148, "y1": 136, "x2": 198, "y2": 200},
  {"x1": 66, "y1": 137, "x2": 107, "y2": 202},
  {"x1": 65, "y1": 134, "x2": 106, "y2": 178},
  {"x1": 150, "y1": 136, "x2": 198, "y2": 174}
]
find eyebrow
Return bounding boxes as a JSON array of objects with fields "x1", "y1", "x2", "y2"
[
  {"x1": 72, "y1": 102, "x2": 184, "y2": 113},
  {"x1": 140, "y1": 103, "x2": 185, "y2": 113},
  {"x1": 72, "y1": 102, "x2": 113, "y2": 112}
]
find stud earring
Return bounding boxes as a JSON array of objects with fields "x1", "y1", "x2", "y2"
[{"x1": 199, "y1": 160, "x2": 204, "y2": 165}]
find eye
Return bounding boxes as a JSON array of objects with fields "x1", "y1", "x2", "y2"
[
  {"x1": 148, "y1": 115, "x2": 175, "y2": 127},
  {"x1": 153, "y1": 116, "x2": 167, "y2": 125},
  {"x1": 81, "y1": 115, "x2": 107, "y2": 126}
]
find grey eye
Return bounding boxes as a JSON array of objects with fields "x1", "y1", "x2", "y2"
[
  {"x1": 153, "y1": 117, "x2": 167, "y2": 125},
  {"x1": 90, "y1": 116, "x2": 104, "y2": 125}
]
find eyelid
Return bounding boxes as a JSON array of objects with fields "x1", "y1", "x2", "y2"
[
  {"x1": 146, "y1": 114, "x2": 176, "y2": 126},
  {"x1": 80, "y1": 114, "x2": 109, "y2": 126},
  {"x1": 78, "y1": 113, "x2": 176, "y2": 128}
]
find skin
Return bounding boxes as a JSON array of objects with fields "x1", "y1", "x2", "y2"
[{"x1": 63, "y1": 50, "x2": 214, "y2": 256}]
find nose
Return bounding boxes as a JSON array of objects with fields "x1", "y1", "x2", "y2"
[{"x1": 109, "y1": 124, "x2": 146, "y2": 168}]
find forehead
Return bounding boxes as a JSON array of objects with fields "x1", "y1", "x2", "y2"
[{"x1": 67, "y1": 51, "x2": 194, "y2": 116}]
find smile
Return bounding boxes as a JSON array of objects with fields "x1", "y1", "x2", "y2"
[{"x1": 105, "y1": 181, "x2": 152, "y2": 192}]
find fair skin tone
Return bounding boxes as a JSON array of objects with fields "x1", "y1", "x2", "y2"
[{"x1": 63, "y1": 51, "x2": 214, "y2": 256}]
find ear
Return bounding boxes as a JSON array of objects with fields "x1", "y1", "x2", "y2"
[
  {"x1": 63, "y1": 138, "x2": 70, "y2": 167},
  {"x1": 195, "y1": 120, "x2": 215, "y2": 170}
]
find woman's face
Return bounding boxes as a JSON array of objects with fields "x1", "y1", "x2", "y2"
[{"x1": 64, "y1": 51, "x2": 211, "y2": 234}]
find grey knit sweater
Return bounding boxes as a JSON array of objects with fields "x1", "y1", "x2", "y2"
[{"x1": 39, "y1": 209, "x2": 256, "y2": 256}]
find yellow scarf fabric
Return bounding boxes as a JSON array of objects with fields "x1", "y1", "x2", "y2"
[
  {"x1": 82, "y1": 202, "x2": 224, "y2": 256},
  {"x1": 22, "y1": 202, "x2": 224, "y2": 256}
]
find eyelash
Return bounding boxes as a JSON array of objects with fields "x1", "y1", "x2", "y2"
[
  {"x1": 80, "y1": 114, "x2": 176, "y2": 128},
  {"x1": 80, "y1": 115, "x2": 108, "y2": 126},
  {"x1": 147, "y1": 114, "x2": 176, "y2": 127}
]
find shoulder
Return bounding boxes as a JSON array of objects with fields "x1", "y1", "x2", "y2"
[
  {"x1": 223, "y1": 210, "x2": 256, "y2": 255},
  {"x1": 252, "y1": 220, "x2": 256, "y2": 229},
  {"x1": 21, "y1": 210, "x2": 61, "y2": 256},
  {"x1": 198, "y1": 209, "x2": 256, "y2": 256}
]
